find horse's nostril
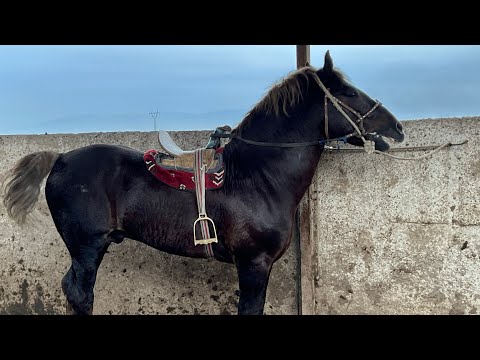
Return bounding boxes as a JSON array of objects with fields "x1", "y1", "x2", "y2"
[{"x1": 396, "y1": 122, "x2": 403, "y2": 132}]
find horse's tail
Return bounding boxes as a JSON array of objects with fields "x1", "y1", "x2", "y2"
[{"x1": 2, "y1": 151, "x2": 61, "y2": 226}]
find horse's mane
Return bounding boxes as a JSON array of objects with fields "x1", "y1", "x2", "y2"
[
  {"x1": 239, "y1": 66, "x2": 351, "y2": 126},
  {"x1": 249, "y1": 66, "x2": 317, "y2": 118}
]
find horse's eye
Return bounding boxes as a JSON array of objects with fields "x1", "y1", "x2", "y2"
[{"x1": 346, "y1": 91, "x2": 356, "y2": 97}]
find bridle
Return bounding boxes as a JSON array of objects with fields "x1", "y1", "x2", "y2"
[
  {"x1": 217, "y1": 72, "x2": 383, "y2": 150},
  {"x1": 210, "y1": 72, "x2": 468, "y2": 161},
  {"x1": 312, "y1": 72, "x2": 381, "y2": 146},
  {"x1": 324, "y1": 95, "x2": 381, "y2": 141}
]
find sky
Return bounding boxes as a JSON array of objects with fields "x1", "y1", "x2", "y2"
[{"x1": 0, "y1": 45, "x2": 479, "y2": 135}]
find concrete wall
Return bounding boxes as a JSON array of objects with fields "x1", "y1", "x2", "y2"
[
  {"x1": 2, "y1": 117, "x2": 479, "y2": 315},
  {"x1": 0, "y1": 131, "x2": 298, "y2": 315},
  {"x1": 312, "y1": 117, "x2": 480, "y2": 314}
]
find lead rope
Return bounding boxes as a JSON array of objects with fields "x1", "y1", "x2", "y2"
[
  {"x1": 326, "y1": 140, "x2": 468, "y2": 159},
  {"x1": 312, "y1": 73, "x2": 466, "y2": 161},
  {"x1": 372, "y1": 141, "x2": 466, "y2": 160}
]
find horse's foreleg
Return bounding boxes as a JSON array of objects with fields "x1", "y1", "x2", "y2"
[{"x1": 235, "y1": 255, "x2": 273, "y2": 315}]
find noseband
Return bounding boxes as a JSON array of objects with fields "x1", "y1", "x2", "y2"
[{"x1": 324, "y1": 95, "x2": 381, "y2": 141}]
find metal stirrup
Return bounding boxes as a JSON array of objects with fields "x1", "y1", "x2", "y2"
[{"x1": 193, "y1": 149, "x2": 218, "y2": 245}]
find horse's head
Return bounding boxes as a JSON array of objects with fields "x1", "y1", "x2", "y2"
[{"x1": 316, "y1": 51, "x2": 404, "y2": 151}]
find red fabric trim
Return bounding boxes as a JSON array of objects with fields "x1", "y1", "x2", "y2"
[{"x1": 144, "y1": 149, "x2": 225, "y2": 191}]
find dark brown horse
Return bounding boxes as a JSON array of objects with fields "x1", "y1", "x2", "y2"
[{"x1": 2, "y1": 51, "x2": 404, "y2": 315}]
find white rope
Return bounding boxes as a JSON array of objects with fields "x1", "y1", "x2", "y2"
[
  {"x1": 325, "y1": 140, "x2": 468, "y2": 160},
  {"x1": 373, "y1": 142, "x2": 457, "y2": 161}
]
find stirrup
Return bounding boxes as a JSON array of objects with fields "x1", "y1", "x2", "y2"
[{"x1": 193, "y1": 213, "x2": 218, "y2": 245}]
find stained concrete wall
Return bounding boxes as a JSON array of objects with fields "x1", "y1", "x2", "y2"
[
  {"x1": 312, "y1": 117, "x2": 480, "y2": 314},
  {"x1": 2, "y1": 117, "x2": 479, "y2": 315},
  {"x1": 0, "y1": 131, "x2": 298, "y2": 315}
]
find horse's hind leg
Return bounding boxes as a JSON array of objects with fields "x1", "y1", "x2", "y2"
[
  {"x1": 62, "y1": 235, "x2": 111, "y2": 315},
  {"x1": 235, "y1": 255, "x2": 274, "y2": 315}
]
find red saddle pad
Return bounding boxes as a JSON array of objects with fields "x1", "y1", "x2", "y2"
[{"x1": 144, "y1": 149, "x2": 225, "y2": 191}]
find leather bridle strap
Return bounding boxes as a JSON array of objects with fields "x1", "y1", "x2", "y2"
[
  {"x1": 324, "y1": 96, "x2": 381, "y2": 140},
  {"x1": 312, "y1": 74, "x2": 369, "y2": 144},
  {"x1": 210, "y1": 132, "x2": 323, "y2": 147},
  {"x1": 231, "y1": 136, "x2": 321, "y2": 148},
  {"x1": 336, "y1": 98, "x2": 381, "y2": 124},
  {"x1": 335, "y1": 98, "x2": 381, "y2": 136}
]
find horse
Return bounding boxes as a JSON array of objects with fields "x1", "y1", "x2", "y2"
[{"x1": 2, "y1": 51, "x2": 405, "y2": 315}]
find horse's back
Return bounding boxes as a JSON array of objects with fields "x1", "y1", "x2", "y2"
[
  {"x1": 52, "y1": 143, "x2": 141, "y2": 171},
  {"x1": 47, "y1": 144, "x2": 146, "y2": 186}
]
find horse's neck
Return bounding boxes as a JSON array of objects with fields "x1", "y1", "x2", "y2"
[
  {"x1": 224, "y1": 141, "x2": 323, "y2": 206},
  {"x1": 270, "y1": 146, "x2": 323, "y2": 204},
  {"x1": 225, "y1": 105, "x2": 325, "y2": 206}
]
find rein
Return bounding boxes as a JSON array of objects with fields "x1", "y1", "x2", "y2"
[{"x1": 210, "y1": 133, "x2": 351, "y2": 148}]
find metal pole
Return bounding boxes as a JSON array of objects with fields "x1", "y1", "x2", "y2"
[
  {"x1": 295, "y1": 45, "x2": 314, "y2": 315},
  {"x1": 296, "y1": 45, "x2": 311, "y2": 68}
]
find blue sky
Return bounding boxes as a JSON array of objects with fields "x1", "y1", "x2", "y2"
[{"x1": 0, "y1": 45, "x2": 479, "y2": 135}]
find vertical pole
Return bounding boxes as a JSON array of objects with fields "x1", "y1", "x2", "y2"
[
  {"x1": 295, "y1": 45, "x2": 315, "y2": 315},
  {"x1": 296, "y1": 45, "x2": 311, "y2": 68}
]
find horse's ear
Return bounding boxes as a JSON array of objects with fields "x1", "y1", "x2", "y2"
[{"x1": 323, "y1": 50, "x2": 333, "y2": 74}]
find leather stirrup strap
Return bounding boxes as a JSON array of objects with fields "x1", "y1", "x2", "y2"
[
  {"x1": 193, "y1": 149, "x2": 215, "y2": 257},
  {"x1": 324, "y1": 95, "x2": 329, "y2": 140}
]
